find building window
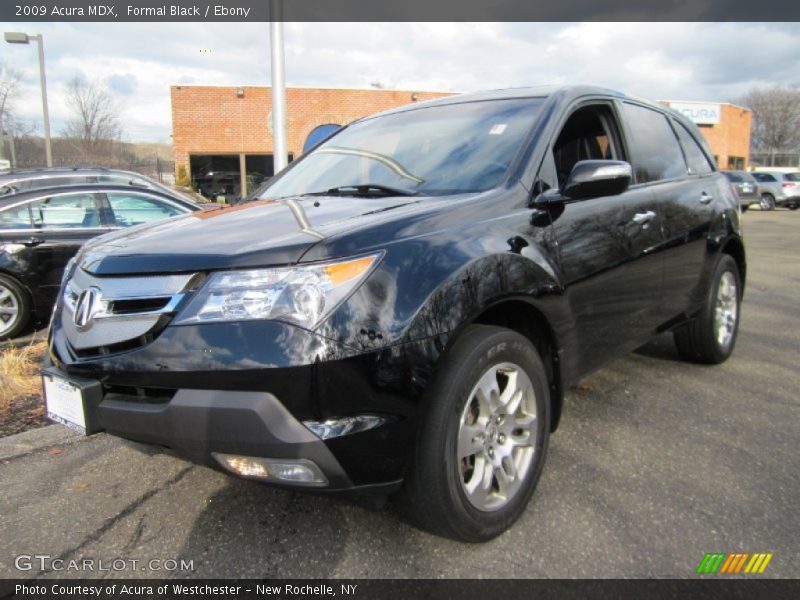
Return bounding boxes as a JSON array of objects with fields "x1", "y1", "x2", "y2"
[{"x1": 727, "y1": 156, "x2": 745, "y2": 170}]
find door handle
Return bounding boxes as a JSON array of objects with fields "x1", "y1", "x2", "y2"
[
  {"x1": 699, "y1": 192, "x2": 713, "y2": 205},
  {"x1": 632, "y1": 211, "x2": 656, "y2": 225},
  {"x1": 22, "y1": 237, "x2": 44, "y2": 247}
]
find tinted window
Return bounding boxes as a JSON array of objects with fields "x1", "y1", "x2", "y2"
[
  {"x1": 621, "y1": 103, "x2": 686, "y2": 183},
  {"x1": 30, "y1": 193, "x2": 100, "y2": 228},
  {"x1": 752, "y1": 173, "x2": 777, "y2": 182},
  {"x1": 107, "y1": 193, "x2": 183, "y2": 227},
  {"x1": 672, "y1": 122, "x2": 713, "y2": 174},
  {"x1": 0, "y1": 203, "x2": 33, "y2": 229},
  {"x1": 785, "y1": 173, "x2": 800, "y2": 182}
]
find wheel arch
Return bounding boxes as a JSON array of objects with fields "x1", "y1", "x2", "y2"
[
  {"x1": 720, "y1": 236, "x2": 746, "y2": 291},
  {"x1": 454, "y1": 297, "x2": 565, "y2": 432}
]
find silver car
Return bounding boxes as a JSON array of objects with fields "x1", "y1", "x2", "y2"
[
  {"x1": 751, "y1": 171, "x2": 800, "y2": 211},
  {"x1": 0, "y1": 167, "x2": 182, "y2": 200}
]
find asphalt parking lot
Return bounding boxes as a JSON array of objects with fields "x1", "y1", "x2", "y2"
[{"x1": 0, "y1": 210, "x2": 797, "y2": 579}]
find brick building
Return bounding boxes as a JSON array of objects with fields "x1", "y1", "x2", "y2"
[
  {"x1": 171, "y1": 87, "x2": 754, "y2": 200},
  {"x1": 664, "y1": 101, "x2": 753, "y2": 170},
  {"x1": 170, "y1": 86, "x2": 451, "y2": 200}
]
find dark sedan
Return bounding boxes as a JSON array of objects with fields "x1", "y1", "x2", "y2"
[
  {"x1": 722, "y1": 170, "x2": 760, "y2": 210},
  {"x1": 0, "y1": 184, "x2": 202, "y2": 338}
]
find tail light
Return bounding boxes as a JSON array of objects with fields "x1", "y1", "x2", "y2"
[{"x1": 782, "y1": 182, "x2": 796, "y2": 188}]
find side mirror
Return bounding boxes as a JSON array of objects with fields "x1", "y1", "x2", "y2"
[{"x1": 563, "y1": 160, "x2": 632, "y2": 200}]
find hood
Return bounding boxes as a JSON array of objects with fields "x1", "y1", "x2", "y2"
[{"x1": 79, "y1": 196, "x2": 421, "y2": 275}]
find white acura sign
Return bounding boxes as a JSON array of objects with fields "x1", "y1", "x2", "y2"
[{"x1": 668, "y1": 102, "x2": 721, "y2": 125}]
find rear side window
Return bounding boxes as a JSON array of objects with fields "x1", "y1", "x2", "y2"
[
  {"x1": 107, "y1": 193, "x2": 183, "y2": 227},
  {"x1": 672, "y1": 122, "x2": 713, "y2": 175},
  {"x1": 785, "y1": 173, "x2": 800, "y2": 182},
  {"x1": 621, "y1": 103, "x2": 687, "y2": 183}
]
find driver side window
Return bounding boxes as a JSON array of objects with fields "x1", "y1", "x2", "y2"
[{"x1": 552, "y1": 105, "x2": 621, "y2": 190}]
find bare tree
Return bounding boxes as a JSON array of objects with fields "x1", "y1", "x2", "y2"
[
  {"x1": 0, "y1": 61, "x2": 23, "y2": 160},
  {"x1": 739, "y1": 86, "x2": 800, "y2": 152},
  {"x1": 61, "y1": 76, "x2": 123, "y2": 160}
]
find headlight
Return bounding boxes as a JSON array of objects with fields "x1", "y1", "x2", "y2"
[{"x1": 174, "y1": 253, "x2": 382, "y2": 329}]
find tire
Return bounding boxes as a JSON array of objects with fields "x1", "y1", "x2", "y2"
[
  {"x1": 397, "y1": 324, "x2": 550, "y2": 542},
  {"x1": 788, "y1": 203, "x2": 799, "y2": 211},
  {"x1": 0, "y1": 274, "x2": 31, "y2": 340},
  {"x1": 760, "y1": 194, "x2": 776, "y2": 211},
  {"x1": 674, "y1": 255, "x2": 741, "y2": 364},
  {"x1": 741, "y1": 204, "x2": 749, "y2": 212}
]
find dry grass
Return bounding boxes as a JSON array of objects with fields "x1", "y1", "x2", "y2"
[{"x1": 0, "y1": 341, "x2": 47, "y2": 410}]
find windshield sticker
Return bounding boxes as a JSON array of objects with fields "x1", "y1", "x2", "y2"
[{"x1": 489, "y1": 124, "x2": 507, "y2": 135}]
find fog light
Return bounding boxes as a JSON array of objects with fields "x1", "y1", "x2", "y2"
[
  {"x1": 216, "y1": 455, "x2": 269, "y2": 478},
  {"x1": 212, "y1": 454, "x2": 328, "y2": 486},
  {"x1": 303, "y1": 415, "x2": 387, "y2": 440}
]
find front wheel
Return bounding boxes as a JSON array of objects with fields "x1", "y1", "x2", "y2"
[
  {"x1": 760, "y1": 194, "x2": 776, "y2": 211},
  {"x1": 397, "y1": 325, "x2": 550, "y2": 542},
  {"x1": 0, "y1": 275, "x2": 31, "y2": 340},
  {"x1": 674, "y1": 254, "x2": 741, "y2": 364}
]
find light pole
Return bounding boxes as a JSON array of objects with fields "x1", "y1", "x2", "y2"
[
  {"x1": 4, "y1": 31, "x2": 53, "y2": 167},
  {"x1": 269, "y1": 0, "x2": 288, "y2": 173}
]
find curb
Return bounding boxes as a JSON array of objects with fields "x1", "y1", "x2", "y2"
[{"x1": 0, "y1": 423, "x2": 82, "y2": 462}]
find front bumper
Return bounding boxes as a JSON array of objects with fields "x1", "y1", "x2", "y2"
[
  {"x1": 48, "y1": 319, "x2": 440, "y2": 492},
  {"x1": 43, "y1": 365, "x2": 354, "y2": 489}
]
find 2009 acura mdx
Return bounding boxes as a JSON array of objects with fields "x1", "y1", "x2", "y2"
[{"x1": 43, "y1": 86, "x2": 744, "y2": 541}]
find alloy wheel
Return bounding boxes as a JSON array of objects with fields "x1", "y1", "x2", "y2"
[
  {"x1": 714, "y1": 271, "x2": 738, "y2": 350},
  {"x1": 0, "y1": 284, "x2": 20, "y2": 337},
  {"x1": 457, "y1": 362, "x2": 537, "y2": 512}
]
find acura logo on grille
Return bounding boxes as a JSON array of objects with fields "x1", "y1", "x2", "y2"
[{"x1": 73, "y1": 287, "x2": 102, "y2": 329}]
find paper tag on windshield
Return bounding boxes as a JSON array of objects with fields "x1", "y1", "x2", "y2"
[{"x1": 489, "y1": 124, "x2": 507, "y2": 135}]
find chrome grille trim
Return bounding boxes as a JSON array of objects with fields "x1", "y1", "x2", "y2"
[{"x1": 62, "y1": 268, "x2": 196, "y2": 351}]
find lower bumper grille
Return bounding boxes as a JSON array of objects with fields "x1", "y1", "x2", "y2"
[{"x1": 102, "y1": 384, "x2": 177, "y2": 405}]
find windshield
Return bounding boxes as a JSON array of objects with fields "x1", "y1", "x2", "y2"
[{"x1": 260, "y1": 97, "x2": 544, "y2": 198}]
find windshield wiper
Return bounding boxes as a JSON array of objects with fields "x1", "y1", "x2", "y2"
[{"x1": 308, "y1": 184, "x2": 418, "y2": 198}]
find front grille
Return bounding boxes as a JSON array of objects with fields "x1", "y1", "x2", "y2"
[
  {"x1": 71, "y1": 326, "x2": 165, "y2": 359},
  {"x1": 61, "y1": 268, "x2": 198, "y2": 354},
  {"x1": 108, "y1": 297, "x2": 172, "y2": 315}
]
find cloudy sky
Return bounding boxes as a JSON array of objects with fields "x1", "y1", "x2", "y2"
[{"x1": 3, "y1": 22, "x2": 800, "y2": 142}]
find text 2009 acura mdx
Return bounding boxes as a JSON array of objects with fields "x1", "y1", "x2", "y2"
[{"x1": 44, "y1": 86, "x2": 744, "y2": 541}]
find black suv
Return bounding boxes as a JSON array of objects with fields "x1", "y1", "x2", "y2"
[{"x1": 44, "y1": 86, "x2": 744, "y2": 541}]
